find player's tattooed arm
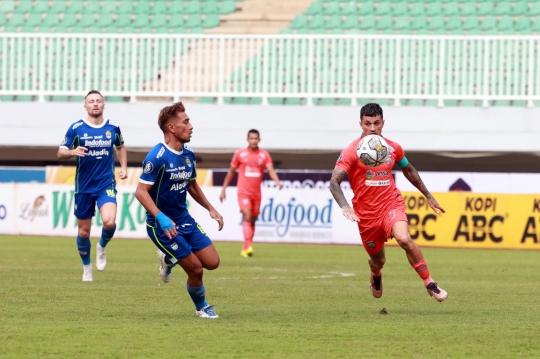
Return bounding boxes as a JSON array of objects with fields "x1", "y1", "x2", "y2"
[
  {"x1": 401, "y1": 163, "x2": 446, "y2": 214},
  {"x1": 330, "y1": 167, "x2": 360, "y2": 222}
]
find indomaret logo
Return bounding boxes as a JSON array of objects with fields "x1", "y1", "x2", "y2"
[
  {"x1": 84, "y1": 139, "x2": 112, "y2": 147},
  {"x1": 256, "y1": 197, "x2": 333, "y2": 237}
]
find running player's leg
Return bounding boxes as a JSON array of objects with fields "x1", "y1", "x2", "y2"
[
  {"x1": 95, "y1": 190, "x2": 118, "y2": 271},
  {"x1": 392, "y1": 221, "x2": 448, "y2": 302},
  {"x1": 238, "y1": 195, "x2": 255, "y2": 256},
  {"x1": 359, "y1": 220, "x2": 386, "y2": 298},
  {"x1": 245, "y1": 196, "x2": 261, "y2": 256},
  {"x1": 74, "y1": 193, "x2": 96, "y2": 281}
]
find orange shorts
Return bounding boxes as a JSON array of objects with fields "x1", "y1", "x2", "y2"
[
  {"x1": 358, "y1": 205, "x2": 408, "y2": 255},
  {"x1": 237, "y1": 194, "x2": 262, "y2": 217}
]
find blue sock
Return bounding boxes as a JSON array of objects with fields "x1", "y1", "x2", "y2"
[
  {"x1": 186, "y1": 284, "x2": 208, "y2": 310},
  {"x1": 99, "y1": 224, "x2": 116, "y2": 248},
  {"x1": 76, "y1": 235, "x2": 91, "y2": 265}
]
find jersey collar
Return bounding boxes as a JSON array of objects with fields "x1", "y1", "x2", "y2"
[
  {"x1": 162, "y1": 141, "x2": 183, "y2": 155},
  {"x1": 83, "y1": 118, "x2": 108, "y2": 128}
]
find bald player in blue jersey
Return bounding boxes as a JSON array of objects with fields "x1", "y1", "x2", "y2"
[
  {"x1": 58, "y1": 90, "x2": 127, "y2": 282},
  {"x1": 135, "y1": 102, "x2": 224, "y2": 319}
]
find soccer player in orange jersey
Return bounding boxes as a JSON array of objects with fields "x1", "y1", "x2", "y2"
[
  {"x1": 329, "y1": 103, "x2": 448, "y2": 302},
  {"x1": 220, "y1": 129, "x2": 283, "y2": 257}
]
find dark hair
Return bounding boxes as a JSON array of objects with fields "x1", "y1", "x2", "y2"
[
  {"x1": 360, "y1": 103, "x2": 383, "y2": 120},
  {"x1": 85, "y1": 90, "x2": 103, "y2": 101},
  {"x1": 247, "y1": 129, "x2": 260, "y2": 137},
  {"x1": 158, "y1": 102, "x2": 186, "y2": 133}
]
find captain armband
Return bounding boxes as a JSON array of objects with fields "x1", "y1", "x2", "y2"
[{"x1": 396, "y1": 157, "x2": 409, "y2": 168}]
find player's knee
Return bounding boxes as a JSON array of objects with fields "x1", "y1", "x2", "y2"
[
  {"x1": 78, "y1": 228, "x2": 91, "y2": 238},
  {"x1": 102, "y1": 218, "x2": 115, "y2": 229},
  {"x1": 204, "y1": 257, "x2": 220, "y2": 271},
  {"x1": 188, "y1": 265, "x2": 204, "y2": 280},
  {"x1": 396, "y1": 234, "x2": 414, "y2": 250},
  {"x1": 370, "y1": 257, "x2": 385, "y2": 270}
]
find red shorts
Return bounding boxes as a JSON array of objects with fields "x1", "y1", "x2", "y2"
[
  {"x1": 237, "y1": 194, "x2": 262, "y2": 217},
  {"x1": 358, "y1": 205, "x2": 408, "y2": 255}
]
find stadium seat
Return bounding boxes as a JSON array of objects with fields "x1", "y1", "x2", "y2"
[
  {"x1": 497, "y1": 16, "x2": 513, "y2": 31},
  {"x1": 185, "y1": 14, "x2": 203, "y2": 28},
  {"x1": 477, "y1": 2, "x2": 494, "y2": 16},
  {"x1": 462, "y1": 16, "x2": 479, "y2": 30},
  {"x1": 514, "y1": 17, "x2": 531, "y2": 32},
  {"x1": 33, "y1": 1, "x2": 49, "y2": 14},
  {"x1": 308, "y1": 15, "x2": 324, "y2": 29},
  {"x1": 342, "y1": 15, "x2": 360, "y2": 29},
  {"x1": 185, "y1": 1, "x2": 201, "y2": 14},
  {"x1": 445, "y1": 16, "x2": 462, "y2": 30},
  {"x1": 0, "y1": 1, "x2": 15, "y2": 13},
  {"x1": 15, "y1": 1, "x2": 33, "y2": 14},
  {"x1": 392, "y1": 2, "x2": 408, "y2": 16},
  {"x1": 460, "y1": 2, "x2": 477, "y2": 16},
  {"x1": 169, "y1": 15, "x2": 184, "y2": 27},
  {"x1": 426, "y1": 3, "x2": 443, "y2": 16},
  {"x1": 79, "y1": 14, "x2": 96, "y2": 27},
  {"x1": 219, "y1": 1, "x2": 236, "y2": 14},
  {"x1": 151, "y1": 2, "x2": 168, "y2": 14},
  {"x1": 306, "y1": 2, "x2": 323, "y2": 15},
  {"x1": 326, "y1": 15, "x2": 341, "y2": 29},
  {"x1": 511, "y1": 2, "x2": 529, "y2": 16},
  {"x1": 428, "y1": 16, "x2": 445, "y2": 30},
  {"x1": 443, "y1": 3, "x2": 459, "y2": 16},
  {"x1": 134, "y1": 1, "x2": 151, "y2": 14},
  {"x1": 494, "y1": 2, "x2": 511, "y2": 15},
  {"x1": 359, "y1": 1, "x2": 375, "y2": 15},
  {"x1": 26, "y1": 14, "x2": 42, "y2": 27},
  {"x1": 530, "y1": 2, "x2": 540, "y2": 16},
  {"x1": 480, "y1": 16, "x2": 496, "y2": 31},
  {"x1": 341, "y1": 2, "x2": 359, "y2": 15},
  {"x1": 97, "y1": 14, "x2": 114, "y2": 27},
  {"x1": 359, "y1": 15, "x2": 376, "y2": 29},
  {"x1": 117, "y1": 1, "x2": 133, "y2": 14},
  {"x1": 115, "y1": 14, "x2": 132, "y2": 27},
  {"x1": 84, "y1": 2, "x2": 100, "y2": 14},
  {"x1": 203, "y1": 14, "x2": 220, "y2": 28},
  {"x1": 409, "y1": 3, "x2": 425, "y2": 16},
  {"x1": 394, "y1": 16, "x2": 410, "y2": 30},
  {"x1": 202, "y1": 1, "x2": 219, "y2": 15},
  {"x1": 375, "y1": 2, "x2": 392, "y2": 15},
  {"x1": 66, "y1": 1, "x2": 83, "y2": 14},
  {"x1": 291, "y1": 14, "x2": 308, "y2": 29},
  {"x1": 132, "y1": 15, "x2": 150, "y2": 28},
  {"x1": 324, "y1": 3, "x2": 341, "y2": 15},
  {"x1": 8, "y1": 14, "x2": 25, "y2": 27}
]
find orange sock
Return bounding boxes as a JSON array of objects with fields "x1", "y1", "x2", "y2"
[
  {"x1": 412, "y1": 259, "x2": 434, "y2": 286},
  {"x1": 242, "y1": 222, "x2": 254, "y2": 250}
]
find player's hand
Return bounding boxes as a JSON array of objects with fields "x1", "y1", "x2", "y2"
[
  {"x1": 156, "y1": 212, "x2": 177, "y2": 239},
  {"x1": 276, "y1": 182, "x2": 283, "y2": 190},
  {"x1": 219, "y1": 189, "x2": 226, "y2": 203},
  {"x1": 163, "y1": 220, "x2": 177, "y2": 239},
  {"x1": 209, "y1": 209, "x2": 224, "y2": 231},
  {"x1": 71, "y1": 146, "x2": 88, "y2": 157},
  {"x1": 428, "y1": 197, "x2": 446, "y2": 214},
  {"x1": 118, "y1": 167, "x2": 128, "y2": 180},
  {"x1": 342, "y1": 205, "x2": 360, "y2": 222}
]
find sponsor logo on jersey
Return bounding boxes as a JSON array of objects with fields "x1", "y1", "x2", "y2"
[
  {"x1": 105, "y1": 130, "x2": 112, "y2": 139},
  {"x1": 366, "y1": 170, "x2": 374, "y2": 179},
  {"x1": 170, "y1": 163, "x2": 174, "y2": 168},
  {"x1": 61, "y1": 136, "x2": 67, "y2": 146},
  {"x1": 88, "y1": 149, "x2": 110, "y2": 157},
  {"x1": 186, "y1": 158, "x2": 192, "y2": 167},
  {"x1": 94, "y1": 135, "x2": 102, "y2": 139},
  {"x1": 81, "y1": 133, "x2": 93, "y2": 140},
  {"x1": 336, "y1": 153, "x2": 343, "y2": 163},
  {"x1": 156, "y1": 147, "x2": 165, "y2": 158},
  {"x1": 144, "y1": 161, "x2": 154, "y2": 174},
  {"x1": 171, "y1": 243, "x2": 178, "y2": 250},
  {"x1": 170, "y1": 180, "x2": 189, "y2": 191},
  {"x1": 385, "y1": 157, "x2": 392, "y2": 164},
  {"x1": 365, "y1": 180, "x2": 390, "y2": 186},
  {"x1": 84, "y1": 139, "x2": 112, "y2": 147},
  {"x1": 366, "y1": 240, "x2": 376, "y2": 249},
  {"x1": 169, "y1": 171, "x2": 192, "y2": 180},
  {"x1": 240, "y1": 152, "x2": 248, "y2": 158}
]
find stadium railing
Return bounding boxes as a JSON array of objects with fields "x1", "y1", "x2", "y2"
[{"x1": 0, "y1": 33, "x2": 539, "y2": 107}]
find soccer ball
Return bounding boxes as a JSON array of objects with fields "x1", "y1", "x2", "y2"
[{"x1": 356, "y1": 135, "x2": 389, "y2": 167}]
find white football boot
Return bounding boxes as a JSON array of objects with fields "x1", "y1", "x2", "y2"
[
  {"x1": 82, "y1": 266, "x2": 93, "y2": 282},
  {"x1": 156, "y1": 250, "x2": 172, "y2": 283},
  {"x1": 96, "y1": 243, "x2": 107, "y2": 271}
]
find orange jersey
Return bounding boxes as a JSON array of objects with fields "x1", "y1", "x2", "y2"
[
  {"x1": 335, "y1": 137, "x2": 405, "y2": 220},
  {"x1": 231, "y1": 147, "x2": 273, "y2": 196}
]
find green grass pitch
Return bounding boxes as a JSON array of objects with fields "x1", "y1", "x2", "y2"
[{"x1": 1, "y1": 236, "x2": 539, "y2": 358}]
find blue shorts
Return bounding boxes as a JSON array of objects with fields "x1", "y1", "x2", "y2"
[
  {"x1": 74, "y1": 189, "x2": 117, "y2": 220},
  {"x1": 146, "y1": 215, "x2": 212, "y2": 263}
]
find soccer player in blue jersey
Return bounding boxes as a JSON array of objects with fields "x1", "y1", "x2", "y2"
[
  {"x1": 135, "y1": 102, "x2": 224, "y2": 319},
  {"x1": 57, "y1": 90, "x2": 127, "y2": 282}
]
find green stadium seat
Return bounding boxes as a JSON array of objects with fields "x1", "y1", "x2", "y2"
[
  {"x1": 117, "y1": 1, "x2": 134, "y2": 14},
  {"x1": 101, "y1": 2, "x2": 117, "y2": 13},
  {"x1": 514, "y1": 16, "x2": 530, "y2": 31},
  {"x1": 308, "y1": 15, "x2": 324, "y2": 29},
  {"x1": 306, "y1": 2, "x2": 323, "y2": 15},
  {"x1": 531, "y1": 2, "x2": 540, "y2": 16},
  {"x1": 52, "y1": 24, "x2": 68, "y2": 32},
  {"x1": 219, "y1": 1, "x2": 236, "y2": 14},
  {"x1": 66, "y1": 1, "x2": 83, "y2": 14},
  {"x1": 460, "y1": 2, "x2": 477, "y2": 16},
  {"x1": 326, "y1": 14, "x2": 341, "y2": 29},
  {"x1": 392, "y1": 2, "x2": 408, "y2": 16},
  {"x1": 0, "y1": 1, "x2": 15, "y2": 13},
  {"x1": 285, "y1": 98, "x2": 303, "y2": 106},
  {"x1": 115, "y1": 14, "x2": 132, "y2": 27},
  {"x1": 330, "y1": 28, "x2": 344, "y2": 34},
  {"x1": 15, "y1": 95, "x2": 34, "y2": 102},
  {"x1": 49, "y1": 1, "x2": 66, "y2": 14},
  {"x1": 138, "y1": 26, "x2": 152, "y2": 33},
  {"x1": 3, "y1": 23, "x2": 18, "y2": 32},
  {"x1": 531, "y1": 19, "x2": 540, "y2": 31},
  {"x1": 185, "y1": 1, "x2": 201, "y2": 14},
  {"x1": 359, "y1": 14, "x2": 375, "y2": 29},
  {"x1": 134, "y1": 1, "x2": 151, "y2": 14},
  {"x1": 480, "y1": 16, "x2": 496, "y2": 31},
  {"x1": 199, "y1": 97, "x2": 215, "y2": 104},
  {"x1": 497, "y1": 16, "x2": 513, "y2": 31},
  {"x1": 8, "y1": 14, "x2": 25, "y2": 26},
  {"x1": 494, "y1": 2, "x2": 511, "y2": 15},
  {"x1": 511, "y1": 2, "x2": 529, "y2": 16},
  {"x1": 87, "y1": 26, "x2": 102, "y2": 33},
  {"x1": 15, "y1": 1, "x2": 32, "y2": 14},
  {"x1": 20, "y1": 24, "x2": 35, "y2": 32},
  {"x1": 279, "y1": 27, "x2": 293, "y2": 34},
  {"x1": 375, "y1": 2, "x2": 392, "y2": 15},
  {"x1": 61, "y1": 14, "x2": 77, "y2": 27},
  {"x1": 185, "y1": 14, "x2": 202, "y2": 28},
  {"x1": 341, "y1": 2, "x2": 358, "y2": 15},
  {"x1": 149, "y1": 14, "x2": 167, "y2": 27},
  {"x1": 426, "y1": 3, "x2": 442, "y2": 16},
  {"x1": 151, "y1": 2, "x2": 168, "y2": 14},
  {"x1": 443, "y1": 3, "x2": 459, "y2": 16},
  {"x1": 410, "y1": 16, "x2": 427, "y2": 30},
  {"x1": 132, "y1": 14, "x2": 149, "y2": 27},
  {"x1": 462, "y1": 16, "x2": 479, "y2": 30},
  {"x1": 324, "y1": 3, "x2": 341, "y2": 15},
  {"x1": 477, "y1": 3, "x2": 494, "y2": 16},
  {"x1": 202, "y1": 1, "x2": 219, "y2": 14},
  {"x1": 409, "y1": 3, "x2": 424, "y2": 16},
  {"x1": 97, "y1": 14, "x2": 114, "y2": 27},
  {"x1": 269, "y1": 98, "x2": 284, "y2": 105},
  {"x1": 291, "y1": 14, "x2": 308, "y2": 29},
  {"x1": 394, "y1": 16, "x2": 410, "y2": 30},
  {"x1": 33, "y1": 1, "x2": 49, "y2": 13},
  {"x1": 376, "y1": 15, "x2": 392, "y2": 29},
  {"x1": 203, "y1": 14, "x2": 220, "y2": 28},
  {"x1": 38, "y1": 25, "x2": 53, "y2": 32},
  {"x1": 105, "y1": 26, "x2": 119, "y2": 33},
  {"x1": 79, "y1": 14, "x2": 96, "y2": 27},
  {"x1": 445, "y1": 15, "x2": 462, "y2": 30},
  {"x1": 26, "y1": 14, "x2": 42, "y2": 27},
  {"x1": 0, "y1": 15, "x2": 7, "y2": 26},
  {"x1": 169, "y1": 14, "x2": 184, "y2": 27},
  {"x1": 359, "y1": 1, "x2": 375, "y2": 15},
  {"x1": 43, "y1": 14, "x2": 59, "y2": 27},
  {"x1": 342, "y1": 15, "x2": 359, "y2": 29},
  {"x1": 121, "y1": 26, "x2": 135, "y2": 33},
  {"x1": 428, "y1": 15, "x2": 444, "y2": 30},
  {"x1": 85, "y1": 2, "x2": 100, "y2": 13}
]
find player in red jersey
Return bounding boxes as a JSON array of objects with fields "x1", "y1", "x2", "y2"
[
  {"x1": 329, "y1": 103, "x2": 448, "y2": 302},
  {"x1": 220, "y1": 129, "x2": 282, "y2": 257}
]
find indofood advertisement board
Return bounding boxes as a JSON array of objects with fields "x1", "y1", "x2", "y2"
[{"x1": 2, "y1": 183, "x2": 540, "y2": 250}]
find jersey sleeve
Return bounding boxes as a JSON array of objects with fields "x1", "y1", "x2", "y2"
[
  {"x1": 59, "y1": 125, "x2": 76, "y2": 150},
  {"x1": 393, "y1": 142, "x2": 405, "y2": 162},
  {"x1": 230, "y1": 150, "x2": 240, "y2": 168},
  {"x1": 335, "y1": 144, "x2": 357, "y2": 173},
  {"x1": 264, "y1": 150, "x2": 273, "y2": 166},
  {"x1": 114, "y1": 126, "x2": 124, "y2": 148},
  {"x1": 190, "y1": 153, "x2": 197, "y2": 181},
  {"x1": 139, "y1": 152, "x2": 162, "y2": 185}
]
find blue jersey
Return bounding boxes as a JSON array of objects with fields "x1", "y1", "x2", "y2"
[
  {"x1": 60, "y1": 119, "x2": 124, "y2": 194},
  {"x1": 139, "y1": 142, "x2": 197, "y2": 226}
]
